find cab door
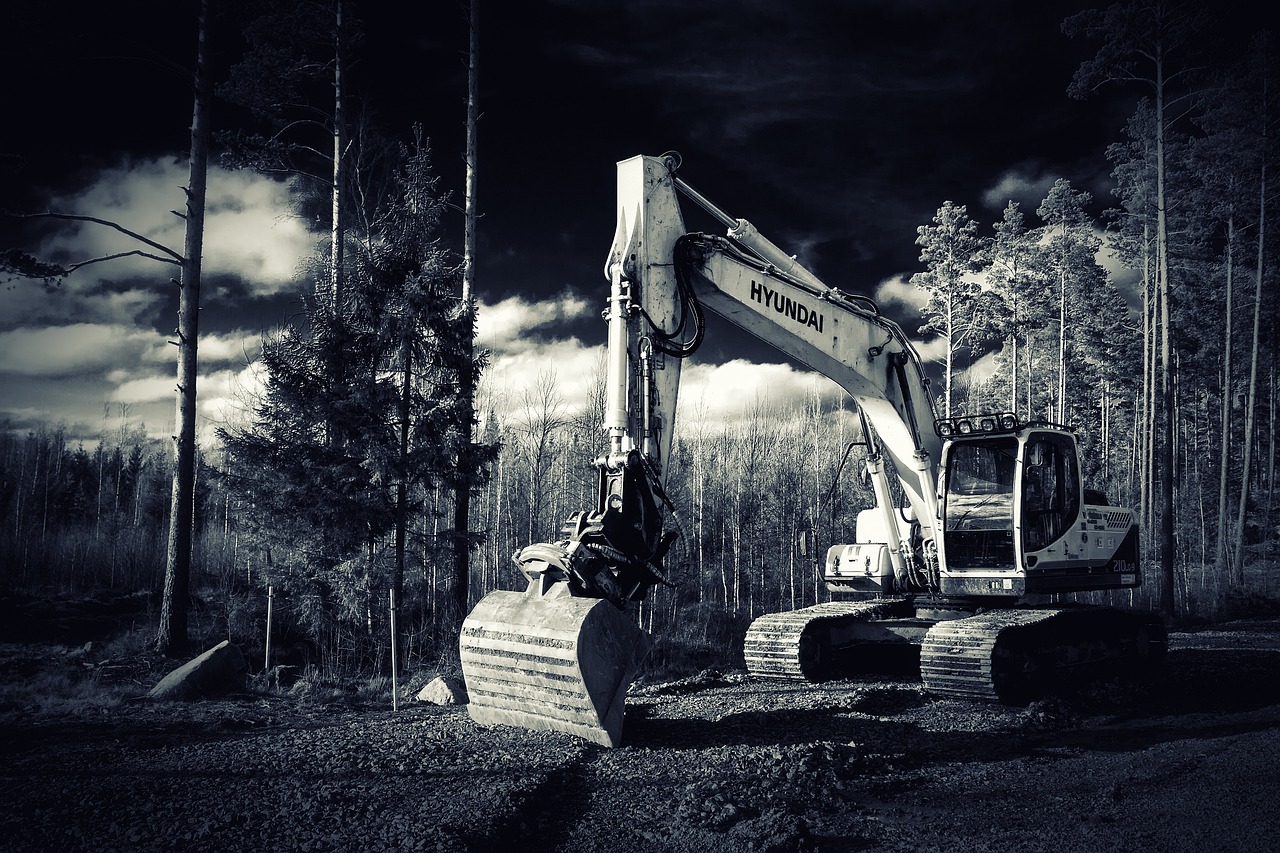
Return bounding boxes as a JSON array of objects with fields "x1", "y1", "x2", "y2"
[{"x1": 1020, "y1": 432, "x2": 1080, "y2": 558}]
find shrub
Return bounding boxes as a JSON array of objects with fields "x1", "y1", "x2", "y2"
[
  {"x1": 0, "y1": 669, "x2": 122, "y2": 718},
  {"x1": 641, "y1": 602, "x2": 748, "y2": 682},
  {"x1": 1221, "y1": 589, "x2": 1280, "y2": 620}
]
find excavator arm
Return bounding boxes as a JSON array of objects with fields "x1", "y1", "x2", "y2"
[{"x1": 612, "y1": 154, "x2": 941, "y2": 494}]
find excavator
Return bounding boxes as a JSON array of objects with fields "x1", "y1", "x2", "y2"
[{"x1": 459, "y1": 153, "x2": 1166, "y2": 747}]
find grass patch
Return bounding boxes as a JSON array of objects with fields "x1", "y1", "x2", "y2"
[
  {"x1": 640, "y1": 603, "x2": 748, "y2": 683},
  {"x1": 0, "y1": 668, "x2": 124, "y2": 719},
  {"x1": 276, "y1": 671, "x2": 402, "y2": 708}
]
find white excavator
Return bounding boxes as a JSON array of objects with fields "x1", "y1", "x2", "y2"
[{"x1": 460, "y1": 153, "x2": 1166, "y2": 747}]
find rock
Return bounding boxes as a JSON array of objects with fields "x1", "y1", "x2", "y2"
[
  {"x1": 417, "y1": 676, "x2": 468, "y2": 705},
  {"x1": 147, "y1": 640, "x2": 247, "y2": 700}
]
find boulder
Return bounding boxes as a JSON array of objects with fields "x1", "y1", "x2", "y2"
[
  {"x1": 416, "y1": 676, "x2": 468, "y2": 705},
  {"x1": 148, "y1": 640, "x2": 247, "y2": 700}
]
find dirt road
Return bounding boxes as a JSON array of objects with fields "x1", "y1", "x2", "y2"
[{"x1": 2, "y1": 621, "x2": 1279, "y2": 852}]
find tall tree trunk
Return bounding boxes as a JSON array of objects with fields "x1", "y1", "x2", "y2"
[
  {"x1": 1058, "y1": 240, "x2": 1068, "y2": 424},
  {"x1": 393, "y1": 339, "x2": 411, "y2": 609},
  {"x1": 1009, "y1": 328, "x2": 1018, "y2": 418},
  {"x1": 1215, "y1": 214, "x2": 1235, "y2": 590},
  {"x1": 1026, "y1": 333, "x2": 1034, "y2": 419},
  {"x1": 1234, "y1": 125, "x2": 1266, "y2": 589},
  {"x1": 330, "y1": 0, "x2": 345, "y2": 312},
  {"x1": 1266, "y1": 359, "x2": 1276, "y2": 559},
  {"x1": 1101, "y1": 380, "x2": 1110, "y2": 488},
  {"x1": 1154, "y1": 37, "x2": 1176, "y2": 619},
  {"x1": 943, "y1": 291, "x2": 954, "y2": 418},
  {"x1": 1140, "y1": 220, "x2": 1155, "y2": 542},
  {"x1": 158, "y1": 0, "x2": 211, "y2": 657},
  {"x1": 451, "y1": 0, "x2": 480, "y2": 627}
]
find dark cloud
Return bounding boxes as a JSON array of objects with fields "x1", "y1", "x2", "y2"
[
  {"x1": 460, "y1": 0, "x2": 1127, "y2": 296},
  {"x1": 4, "y1": 0, "x2": 1271, "y2": 441}
]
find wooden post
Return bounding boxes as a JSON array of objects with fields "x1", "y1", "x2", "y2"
[
  {"x1": 389, "y1": 588, "x2": 399, "y2": 711},
  {"x1": 264, "y1": 585, "x2": 274, "y2": 672}
]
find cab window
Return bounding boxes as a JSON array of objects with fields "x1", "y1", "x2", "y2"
[
  {"x1": 1021, "y1": 434, "x2": 1079, "y2": 551},
  {"x1": 944, "y1": 439, "x2": 1016, "y2": 531}
]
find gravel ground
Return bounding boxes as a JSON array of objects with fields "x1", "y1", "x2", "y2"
[{"x1": 2, "y1": 621, "x2": 1279, "y2": 852}]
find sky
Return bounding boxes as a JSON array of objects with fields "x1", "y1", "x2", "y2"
[{"x1": 0, "y1": 0, "x2": 1263, "y2": 447}]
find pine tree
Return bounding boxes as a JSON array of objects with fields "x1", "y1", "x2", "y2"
[
  {"x1": 910, "y1": 201, "x2": 992, "y2": 418},
  {"x1": 1065, "y1": 0, "x2": 1209, "y2": 620},
  {"x1": 1035, "y1": 179, "x2": 1100, "y2": 427},
  {"x1": 987, "y1": 201, "x2": 1052, "y2": 418},
  {"x1": 219, "y1": 0, "x2": 357, "y2": 309},
  {"x1": 219, "y1": 131, "x2": 491, "y2": 672}
]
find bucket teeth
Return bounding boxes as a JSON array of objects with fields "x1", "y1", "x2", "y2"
[{"x1": 460, "y1": 589, "x2": 649, "y2": 747}]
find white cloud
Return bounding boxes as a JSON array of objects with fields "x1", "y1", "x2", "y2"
[
  {"x1": 980, "y1": 169, "x2": 1060, "y2": 213},
  {"x1": 478, "y1": 345, "x2": 850, "y2": 439},
  {"x1": 113, "y1": 375, "x2": 176, "y2": 404},
  {"x1": 198, "y1": 361, "x2": 268, "y2": 444},
  {"x1": 481, "y1": 338, "x2": 601, "y2": 420},
  {"x1": 0, "y1": 323, "x2": 158, "y2": 377},
  {"x1": 908, "y1": 334, "x2": 948, "y2": 363},
  {"x1": 2, "y1": 273, "x2": 168, "y2": 331},
  {"x1": 474, "y1": 294, "x2": 842, "y2": 431},
  {"x1": 0, "y1": 280, "x2": 946, "y2": 447},
  {"x1": 963, "y1": 348, "x2": 1003, "y2": 385},
  {"x1": 676, "y1": 360, "x2": 841, "y2": 428},
  {"x1": 200, "y1": 362, "x2": 265, "y2": 415},
  {"x1": 203, "y1": 171, "x2": 316, "y2": 289},
  {"x1": 1098, "y1": 233, "x2": 1143, "y2": 311},
  {"x1": 29, "y1": 155, "x2": 312, "y2": 308},
  {"x1": 476, "y1": 291, "x2": 593, "y2": 351},
  {"x1": 0, "y1": 152, "x2": 291, "y2": 442},
  {"x1": 472, "y1": 294, "x2": 900, "y2": 436},
  {"x1": 198, "y1": 331, "x2": 262, "y2": 365},
  {"x1": 874, "y1": 273, "x2": 927, "y2": 314},
  {"x1": 0, "y1": 317, "x2": 265, "y2": 443}
]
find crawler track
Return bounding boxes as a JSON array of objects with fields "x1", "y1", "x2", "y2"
[
  {"x1": 743, "y1": 599, "x2": 914, "y2": 681},
  {"x1": 920, "y1": 607, "x2": 1168, "y2": 702},
  {"x1": 745, "y1": 600, "x2": 1167, "y2": 703}
]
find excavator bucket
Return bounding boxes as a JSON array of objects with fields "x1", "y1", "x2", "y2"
[{"x1": 459, "y1": 584, "x2": 650, "y2": 747}]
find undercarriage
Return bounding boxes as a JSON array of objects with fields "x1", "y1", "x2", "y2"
[{"x1": 744, "y1": 598, "x2": 1167, "y2": 703}]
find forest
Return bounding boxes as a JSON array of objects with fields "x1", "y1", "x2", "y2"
[{"x1": 1, "y1": 1, "x2": 1278, "y2": 681}]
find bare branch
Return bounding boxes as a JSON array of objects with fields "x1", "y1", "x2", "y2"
[
  {"x1": 268, "y1": 118, "x2": 334, "y2": 145},
  {"x1": 65, "y1": 249, "x2": 182, "y2": 272},
  {"x1": 289, "y1": 144, "x2": 336, "y2": 164},
  {"x1": 13, "y1": 211, "x2": 183, "y2": 262}
]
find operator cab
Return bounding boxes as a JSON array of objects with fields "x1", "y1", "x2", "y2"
[{"x1": 935, "y1": 414, "x2": 1138, "y2": 598}]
